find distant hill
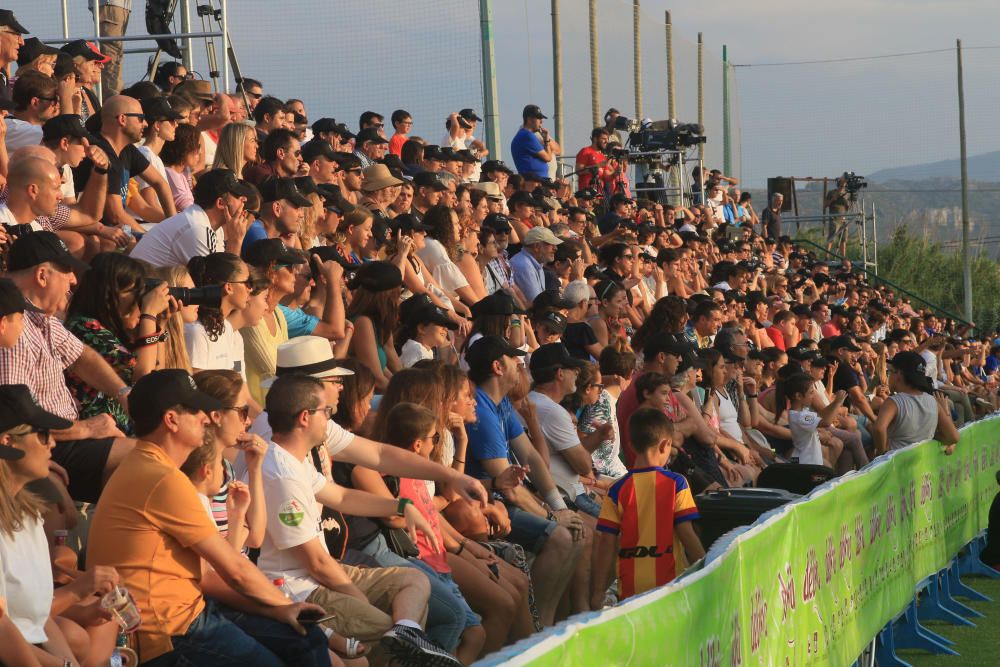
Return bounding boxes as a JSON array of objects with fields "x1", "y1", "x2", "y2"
[{"x1": 869, "y1": 151, "x2": 1000, "y2": 183}]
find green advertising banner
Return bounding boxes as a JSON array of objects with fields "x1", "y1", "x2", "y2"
[{"x1": 488, "y1": 418, "x2": 1000, "y2": 667}]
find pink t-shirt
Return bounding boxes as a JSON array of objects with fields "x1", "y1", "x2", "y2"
[{"x1": 398, "y1": 477, "x2": 449, "y2": 574}]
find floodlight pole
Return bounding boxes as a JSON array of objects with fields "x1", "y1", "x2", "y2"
[
  {"x1": 723, "y1": 44, "x2": 732, "y2": 177},
  {"x1": 551, "y1": 0, "x2": 563, "y2": 150},
  {"x1": 957, "y1": 38, "x2": 972, "y2": 324},
  {"x1": 480, "y1": 0, "x2": 501, "y2": 160},
  {"x1": 589, "y1": 0, "x2": 601, "y2": 127}
]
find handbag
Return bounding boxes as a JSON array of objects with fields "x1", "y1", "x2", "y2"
[{"x1": 380, "y1": 476, "x2": 420, "y2": 558}]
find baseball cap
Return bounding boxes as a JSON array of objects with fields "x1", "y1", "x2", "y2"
[
  {"x1": 466, "y1": 335, "x2": 526, "y2": 375},
  {"x1": 888, "y1": 351, "x2": 935, "y2": 393},
  {"x1": 506, "y1": 191, "x2": 537, "y2": 209},
  {"x1": 529, "y1": 342, "x2": 585, "y2": 375},
  {"x1": 61, "y1": 39, "x2": 110, "y2": 64},
  {"x1": 393, "y1": 213, "x2": 434, "y2": 234},
  {"x1": 141, "y1": 96, "x2": 184, "y2": 122},
  {"x1": 482, "y1": 213, "x2": 512, "y2": 235},
  {"x1": 408, "y1": 304, "x2": 459, "y2": 330},
  {"x1": 41, "y1": 114, "x2": 98, "y2": 144},
  {"x1": 332, "y1": 123, "x2": 355, "y2": 140},
  {"x1": 0, "y1": 385, "x2": 72, "y2": 460},
  {"x1": 311, "y1": 118, "x2": 339, "y2": 134},
  {"x1": 16, "y1": 37, "x2": 59, "y2": 67},
  {"x1": 471, "y1": 291, "x2": 525, "y2": 318},
  {"x1": 459, "y1": 108, "x2": 483, "y2": 122},
  {"x1": 355, "y1": 128, "x2": 388, "y2": 145},
  {"x1": 522, "y1": 227, "x2": 563, "y2": 246},
  {"x1": 300, "y1": 138, "x2": 336, "y2": 163},
  {"x1": 259, "y1": 177, "x2": 312, "y2": 207},
  {"x1": 413, "y1": 171, "x2": 448, "y2": 192},
  {"x1": 643, "y1": 334, "x2": 692, "y2": 360},
  {"x1": 242, "y1": 239, "x2": 306, "y2": 268},
  {"x1": 0, "y1": 9, "x2": 27, "y2": 34},
  {"x1": 0, "y1": 278, "x2": 43, "y2": 318},
  {"x1": 423, "y1": 145, "x2": 443, "y2": 161},
  {"x1": 535, "y1": 311, "x2": 567, "y2": 335},
  {"x1": 129, "y1": 369, "x2": 226, "y2": 431},
  {"x1": 522, "y1": 104, "x2": 547, "y2": 120},
  {"x1": 532, "y1": 289, "x2": 577, "y2": 314},
  {"x1": 481, "y1": 160, "x2": 513, "y2": 175},
  {"x1": 575, "y1": 188, "x2": 599, "y2": 200},
  {"x1": 347, "y1": 261, "x2": 402, "y2": 293},
  {"x1": 828, "y1": 335, "x2": 861, "y2": 352},
  {"x1": 8, "y1": 231, "x2": 88, "y2": 272},
  {"x1": 192, "y1": 169, "x2": 254, "y2": 203}
]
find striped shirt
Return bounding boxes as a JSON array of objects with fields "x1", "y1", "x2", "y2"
[
  {"x1": 0, "y1": 311, "x2": 85, "y2": 420},
  {"x1": 597, "y1": 467, "x2": 699, "y2": 599}
]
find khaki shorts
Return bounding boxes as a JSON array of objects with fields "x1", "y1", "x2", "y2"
[{"x1": 305, "y1": 564, "x2": 427, "y2": 642}]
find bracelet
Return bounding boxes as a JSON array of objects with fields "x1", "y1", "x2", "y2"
[
  {"x1": 454, "y1": 459, "x2": 465, "y2": 464},
  {"x1": 396, "y1": 497, "x2": 413, "y2": 517},
  {"x1": 455, "y1": 538, "x2": 467, "y2": 555},
  {"x1": 94, "y1": 166, "x2": 109, "y2": 175},
  {"x1": 135, "y1": 331, "x2": 167, "y2": 347},
  {"x1": 746, "y1": 393, "x2": 759, "y2": 398},
  {"x1": 116, "y1": 386, "x2": 131, "y2": 400},
  {"x1": 139, "y1": 313, "x2": 159, "y2": 323}
]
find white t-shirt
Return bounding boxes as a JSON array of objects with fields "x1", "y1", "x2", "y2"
[
  {"x1": 788, "y1": 409, "x2": 824, "y2": 466},
  {"x1": 0, "y1": 203, "x2": 43, "y2": 232},
  {"x1": 130, "y1": 205, "x2": 225, "y2": 267},
  {"x1": 247, "y1": 411, "x2": 355, "y2": 464},
  {"x1": 527, "y1": 390, "x2": 586, "y2": 498},
  {"x1": 185, "y1": 319, "x2": 246, "y2": 378},
  {"x1": 417, "y1": 239, "x2": 469, "y2": 294},
  {"x1": 3, "y1": 118, "x2": 43, "y2": 153},
  {"x1": 254, "y1": 442, "x2": 328, "y2": 601},
  {"x1": 202, "y1": 131, "x2": 218, "y2": 170},
  {"x1": 136, "y1": 144, "x2": 168, "y2": 189},
  {"x1": 399, "y1": 339, "x2": 434, "y2": 368},
  {"x1": 60, "y1": 164, "x2": 76, "y2": 201},
  {"x1": 0, "y1": 515, "x2": 53, "y2": 643}
]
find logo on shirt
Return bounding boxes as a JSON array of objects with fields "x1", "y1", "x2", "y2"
[
  {"x1": 278, "y1": 499, "x2": 305, "y2": 527},
  {"x1": 619, "y1": 544, "x2": 673, "y2": 559}
]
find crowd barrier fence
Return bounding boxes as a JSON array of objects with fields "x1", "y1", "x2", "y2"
[{"x1": 477, "y1": 417, "x2": 1000, "y2": 666}]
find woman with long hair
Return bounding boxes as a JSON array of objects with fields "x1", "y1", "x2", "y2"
[
  {"x1": 393, "y1": 215, "x2": 470, "y2": 326},
  {"x1": 65, "y1": 253, "x2": 171, "y2": 434},
  {"x1": 332, "y1": 359, "x2": 378, "y2": 434},
  {"x1": 0, "y1": 386, "x2": 120, "y2": 666},
  {"x1": 212, "y1": 121, "x2": 259, "y2": 179},
  {"x1": 589, "y1": 280, "x2": 630, "y2": 350},
  {"x1": 346, "y1": 261, "x2": 404, "y2": 392},
  {"x1": 630, "y1": 295, "x2": 687, "y2": 355},
  {"x1": 160, "y1": 123, "x2": 204, "y2": 211},
  {"x1": 185, "y1": 252, "x2": 253, "y2": 376},
  {"x1": 192, "y1": 370, "x2": 268, "y2": 551},
  {"x1": 335, "y1": 208, "x2": 375, "y2": 266},
  {"x1": 417, "y1": 205, "x2": 480, "y2": 309},
  {"x1": 151, "y1": 265, "x2": 197, "y2": 372}
]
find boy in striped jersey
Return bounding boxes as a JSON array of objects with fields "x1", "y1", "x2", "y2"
[{"x1": 591, "y1": 408, "x2": 705, "y2": 606}]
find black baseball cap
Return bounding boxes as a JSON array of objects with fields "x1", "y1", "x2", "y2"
[
  {"x1": 507, "y1": 191, "x2": 537, "y2": 209},
  {"x1": 347, "y1": 261, "x2": 402, "y2": 292},
  {"x1": 16, "y1": 37, "x2": 59, "y2": 67},
  {"x1": 536, "y1": 310, "x2": 568, "y2": 335},
  {"x1": 413, "y1": 171, "x2": 448, "y2": 191},
  {"x1": 8, "y1": 231, "x2": 88, "y2": 272},
  {"x1": 0, "y1": 10, "x2": 28, "y2": 34},
  {"x1": 259, "y1": 177, "x2": 312, "y2": 207},
  {"x1": 408, "y1": 304, "x2": 459, "y2": 330},
  {"x1": 522, "y1": 104, "x2": 547, "y2": 120},
  {"x1": 393, "y1": 213, "x2": 434, "y2": 234},
  {"x1": 311, "y1": 118, "x2": 339, "y2": 134},
  {"x1": 301, "y1": 139, "x2": 337, "y2": 163},
  {"x1": 529, "y1": 342, "x2": 584, "y2": 375},
  {"x1": 141, "y1": 96, "x2": 184, "y2": 122},
  {"x1": 466, "y1": 335, "x2": 526, "y2": 375},
  {"x1": 192, "y1": 169, "x2": 253, "y2": 203},
  {"x1": 575, "y1": 188, "x2": 599, "y2": 200},
  {"x1": 0, "y1": 385, "x2": 72, "y2": 459},
  {"x1": 828, "y1": 335, "x2": 862, "y2": 352},
  {"x1": 0, "y1": 278, "x2": 43, "y2": 318},
  {"x1": 459, "y1": 108, "x2": 483, "y2": 122},
  {"x1": 243, "y1": 239, "x2": 306, "y2": 268},
  {"x1": 129, "y1": 369, "x2": 226, "y2": 431},
  {"x1": 42, "y1": 114, "x2": 98, "y2": 144},
  {"x1": 482, "y1": 213, "x2": 512, "y2": 235},
  {"x1": 471, "y1": 291, "x2": 526, "y2": 318},
  {"x1": 481, "y1": 160, "x2": 513, "y2": 175},
  {"x1": 356, "y1": 128, "x2": 388, "y2": 145},
  {"x1": 60, "y1": 39, "x2": 110, "y2": 63},
  {"x1": 644, "y1": 334, "x2": 693, "y2": 360},
  {"x1": 532, "y1": 289, "x2": 577, "y2": 313},
  {"x1": 333, "y1": 123, "x2": 355, "y2": 140}
]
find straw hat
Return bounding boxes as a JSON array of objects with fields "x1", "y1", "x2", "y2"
[
  {"x1": 259, "y1": 336, "x2": 354, "y2": 389},
  {"x1": 361, "y1": 163, "x2": 404, "y2": 192}
]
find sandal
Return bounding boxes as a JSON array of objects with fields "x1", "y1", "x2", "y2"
[{"x1": 331, "y1": 635, "x2": 368, "y2": 659}]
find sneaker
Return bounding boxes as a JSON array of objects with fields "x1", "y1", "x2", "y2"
[{"x1": 381, "y1": 624, "x2": 462, "y2": 667}]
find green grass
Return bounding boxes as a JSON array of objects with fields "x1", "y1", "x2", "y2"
[{"x1": 897, "y1": 575, "x2": 1000, "y2": 666}]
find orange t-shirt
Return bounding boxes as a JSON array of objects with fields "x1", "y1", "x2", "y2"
[
  {"x1": 87, "y1": 441, "x2": 219, "y2": 660},
  {"x1": 389, "y1": 133, "x2": 408, "y2": 157}
]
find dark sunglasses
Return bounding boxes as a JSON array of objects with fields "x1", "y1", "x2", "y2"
[
  {"x1": 427, "y1": 432, "x2": 441, "y2": 444},
  {"x1": 11, "y1": 428, "x2": 51, "y2": 442},
  {"x1": 223, "y1": 405, "x2": 251, "y2": 421},
  {"x1": 122, "y1": 113, "x2": 146, "y2": 121}
]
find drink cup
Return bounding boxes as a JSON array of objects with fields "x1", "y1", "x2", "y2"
[{"x1": 101, "y1": 586, "x2": 141, "y2": 632}]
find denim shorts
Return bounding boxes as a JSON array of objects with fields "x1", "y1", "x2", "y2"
[
  {"x1": 574, "y1": 491, "x2": 603, "y2": 518},
  {"x1": 506, "y1": 504, "x2": 557, "y2": 553},
  {"x1": 410, "y1": 559, "x2": 481, "y2": 630}
]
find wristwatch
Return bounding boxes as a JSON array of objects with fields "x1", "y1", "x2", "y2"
[{"x1": 395, "y1": 497, "x2": 413, "y2": 517}]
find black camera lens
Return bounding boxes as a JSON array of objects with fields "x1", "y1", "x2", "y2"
[{"x1": 167, "y1": 285, "x2": 223, "y2": 309}]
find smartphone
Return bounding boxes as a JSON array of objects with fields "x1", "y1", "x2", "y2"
[{"x1": 298, "y1": 609, "x2": 335, "y2": 625}]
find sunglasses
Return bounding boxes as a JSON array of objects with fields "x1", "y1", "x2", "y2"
[
  {"x1": 35, "y1": 96, "x2": 59, "y2": 105},
  {"x1": 10, "y1": 428, "x2": 51, "y2": 442},
  {"x1": 223, "y1": 405, "x2": 251, "y2": 421},
  {"x1": 247, "y1": 91, "x2": 263, "y2": 99},
  {"x1": 122, "y1": 113, "x2": 146, "y2": 121},
  {"x1": 589, "y1": 383, "x2": 606, "y2": 390},
  {"x1": 426, "y1": 432, "x2": 442, "y2": 444},
  {"x1": 322, "y1": 377, "x2": 345, "y2": 386}
]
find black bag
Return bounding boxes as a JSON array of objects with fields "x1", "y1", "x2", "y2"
[
  {"x1": 381, "y1": 476, "x2": 420, "y2": 558},
  {"x1": 695, "y1": 487, "x2": 800, "y2": 550}
]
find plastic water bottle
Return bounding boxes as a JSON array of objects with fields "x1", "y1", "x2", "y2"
[{"x1": 272, "y1": 577, "x2": 293, "y2": 599}]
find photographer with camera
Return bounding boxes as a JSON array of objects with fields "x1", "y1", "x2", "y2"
[
  {"x1": 574, "y1": 127, "x2": 625, "y2": 198},
  {"x1": 825, "y1": 175, "x2": 852, "y2": 255},
  {"x1": 65, "y1": 252, "x2": 174, "y2": 435}
]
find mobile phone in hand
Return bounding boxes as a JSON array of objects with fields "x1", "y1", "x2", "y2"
[{"x1": 298, "y1": 609, "x2": 335, "y2": 625}]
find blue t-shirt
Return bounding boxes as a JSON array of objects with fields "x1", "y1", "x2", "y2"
[
  {"x1": 985, "y1": 354, "x2": 1000, "y2": 374},
  {"x1": 240, "y1": 220, "x2": 268, "y2": 257},
  {"x1": 278, "y1": 304, "x2": 320, "y2": 338},
  {"x1": 510, "y1": 128, "x2": 548, "y2": 178},
  {"x1": 465, "y1": 386, "x2": 525, "y2": 480}
]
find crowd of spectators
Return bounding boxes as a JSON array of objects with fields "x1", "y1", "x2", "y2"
[{"x1": 0, "y1": 9, "x2": 993, "y2": 666}]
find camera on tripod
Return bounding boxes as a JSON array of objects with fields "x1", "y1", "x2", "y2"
[
  {"x1": 842, "y1": 171, "x2": 867, "y2": 199},
  {"x1": 603, "y1": 146, "x2": 630, "y2": 161},
  {"x1": 612, "y1": 116, "x2": 707, "y2": 152}
]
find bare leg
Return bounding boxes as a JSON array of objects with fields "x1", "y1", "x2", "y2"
[
  {"x1": 527, "y1": 526, "x2": 581, "y2": 626},
  {"x1": 448, "y1": 554, "x2": 514, "y2": 655}
]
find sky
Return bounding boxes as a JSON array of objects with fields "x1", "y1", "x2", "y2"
[{"x1": 18, "y1": 1, "x2": 1000, "y2": 187}]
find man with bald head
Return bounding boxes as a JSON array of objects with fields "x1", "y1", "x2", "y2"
[
  {"x1": 72, "y1": 94, "x2": 176, "y2": 235},
  {"x1": 0, "y1": 156, "x2": 63, "y2": 231}
]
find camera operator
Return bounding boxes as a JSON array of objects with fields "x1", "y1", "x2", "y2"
[
  {"x1": 575, "y1": 127, "x2": 624, "y2": 196},
  {"x1": 825, "y1": 176, "x2": 851, "y2": 255}
]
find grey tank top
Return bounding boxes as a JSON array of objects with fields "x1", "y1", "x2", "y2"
[{"x1": 887, "y1": 392, "x2": 938, "y2": 451}]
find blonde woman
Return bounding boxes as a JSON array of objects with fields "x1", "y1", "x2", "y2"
[
  {"x1": 212, "y1": 121, "x2": 259, "y2": 179},
  {"x1": 151, "y1": 265, "x2": 197, "y2": 372}
]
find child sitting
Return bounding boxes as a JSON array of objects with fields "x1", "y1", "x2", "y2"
[
  {"x1": 781, "y1": 373, "x2": 847, "y2": 466},
  {"x1": 591, "y1": 408, "x2": 705, "y2": 607}
]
